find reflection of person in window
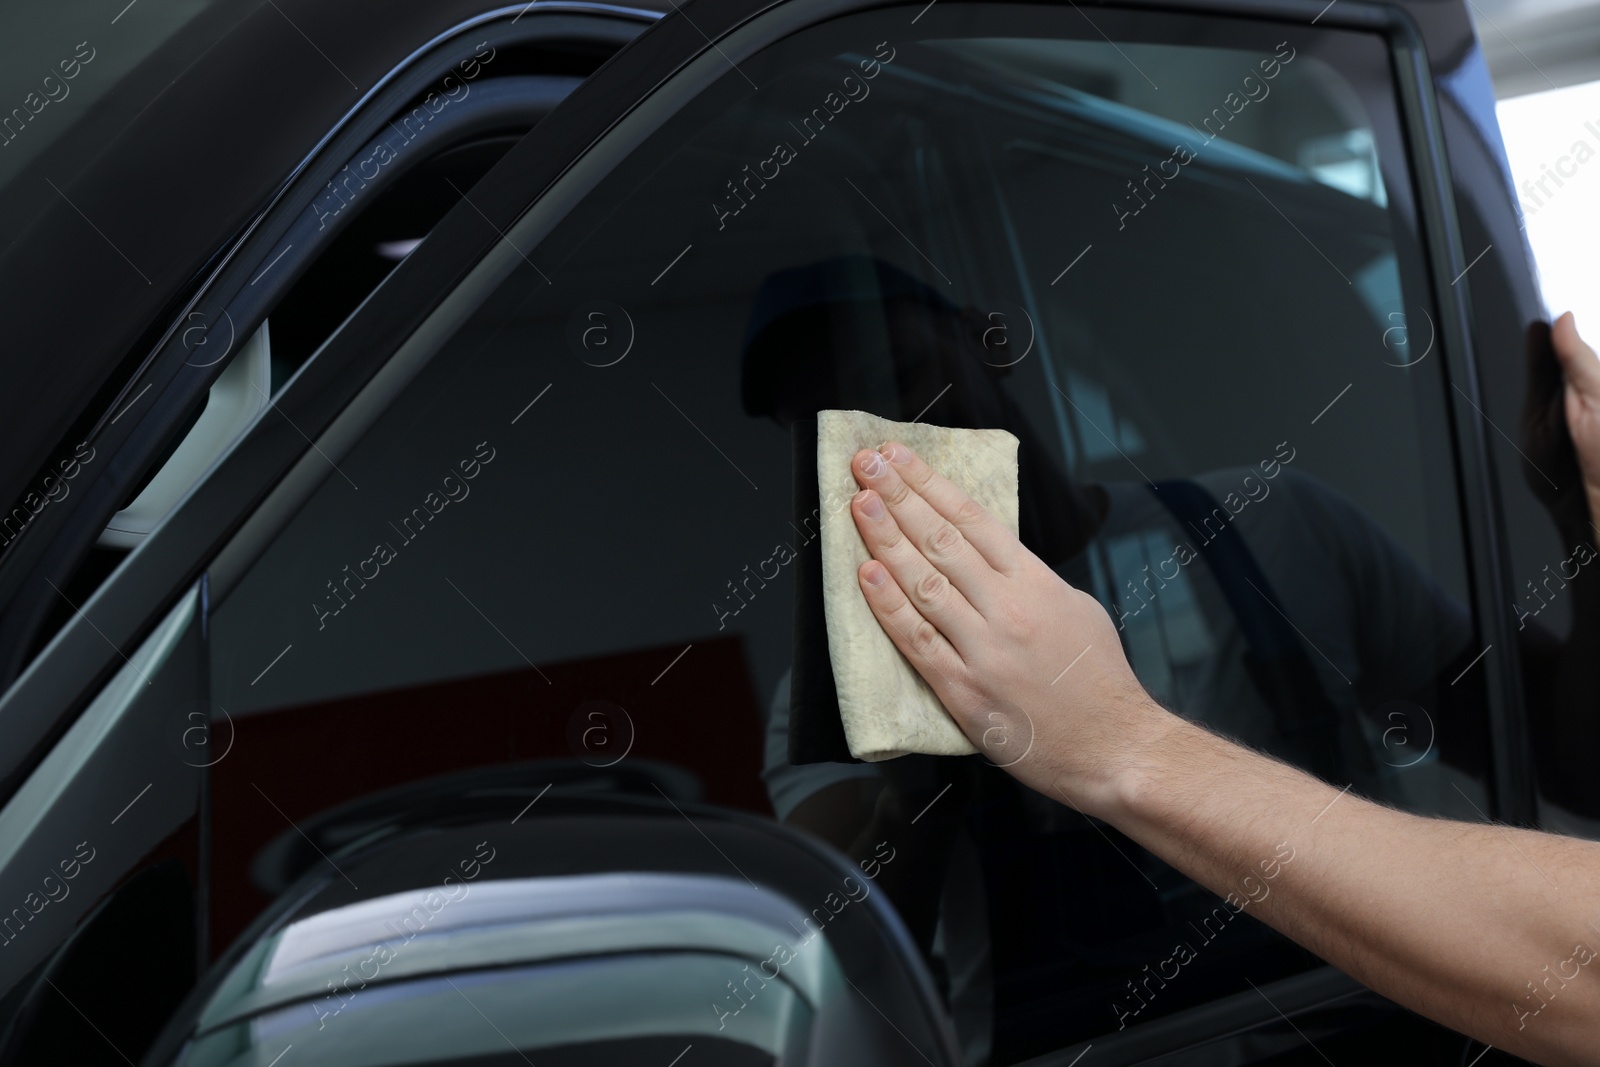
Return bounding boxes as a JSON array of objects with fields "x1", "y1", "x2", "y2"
[
  {"x1": 837, "y1": 310, "x2": 1600, "y2": 1065},
  {"x1": 740, "y1": 255, "x2": 1588, "y2": 1054}
]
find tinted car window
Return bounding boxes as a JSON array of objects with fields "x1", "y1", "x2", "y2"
[{"x1": 210, "y1": 5, "x2": 1493, "y2": 1060}]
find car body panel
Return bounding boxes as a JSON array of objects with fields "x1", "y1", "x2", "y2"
[
  {"x1": 0, "y1": 0, "x2": 669, "y2": 547},
  {"x1": 0, "y1": 3, "x2": 660, "y2": 801}
]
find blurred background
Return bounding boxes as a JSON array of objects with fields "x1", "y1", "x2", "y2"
[{"x1": 1473, "y1": 0, "x2": 1600, "y2": 330}]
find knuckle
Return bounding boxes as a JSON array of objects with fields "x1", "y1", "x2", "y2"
[
  {"x1": 881, "y1": 477, "x2": 911, "y2": 506},
  {"x1": 878, "y1": 523, "x2": 905, "y2": 552},
  {"x1": 914, "y1": 568, "x2": 949, "y2": 605},
  {"x1": 925, "y1": 521, "x2": 963, "y2": 559},
  {"x1": 909, "y1": 618, "x2": 941, "y2": 656},
  {"x1": 902, "y1": 460, "x2": 934, "y2": 491},
  {"x1": 953, "y1": 497, "x2": 987, "y2": 529}
]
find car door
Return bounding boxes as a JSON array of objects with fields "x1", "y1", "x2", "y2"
[
  {"x1": 0, "y1": 0, "x2": 1554, "y2": 1065},
  {"x1": 177, "y1": 0, "x2": 1536, "y2": 1064},
  {"x1": 0, "y1": 6, "x2": 657, "y2": 1065}
]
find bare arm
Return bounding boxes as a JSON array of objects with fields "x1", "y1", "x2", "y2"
[
  {"x1": 1111, "y1": 709, "x2": 1600, "y2": 1063},
  {"x1": 842, "y1": 433, "x2": 1600, "y2": 1065}
]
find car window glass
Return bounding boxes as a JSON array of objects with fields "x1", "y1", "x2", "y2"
[{"x1": 210, "y1": 5, "x2": 1493, "y2": 1059}]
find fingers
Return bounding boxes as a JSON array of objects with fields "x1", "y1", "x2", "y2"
[
  {"x1": 852, "y1": 445, "x2": 1016, "y2": 611},
  {"x1": 856, "y1": 559, "x2": 967, "y2": 690},
  {"x1": 877, "y1": 442, "x2": 1023, "y2": 574},
  {"x1": 857, "y1": 444, "x2": 992, "y2": 607},
  {"x1": 1554, "y1": 312, "x2": 1600, "y2": 399},
  {"x1": 851, "y1": 478, "x2": 985, "y2": 650}
]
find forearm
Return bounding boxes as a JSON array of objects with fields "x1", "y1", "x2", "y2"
[{"x1": 1073, "y1": 702, "x2": 1600, "y2": 1066}]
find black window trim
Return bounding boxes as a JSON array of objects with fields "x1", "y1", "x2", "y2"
[{"x1": 1385, "y1": 9, "x2": 1535, "y2": 825}]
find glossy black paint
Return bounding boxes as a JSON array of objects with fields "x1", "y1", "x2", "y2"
[
  {"x1": 0, "y1": 0, "x2": 669, "y2": 555},
  {"x1": 0, "y1": 4, "x2": 660, "y2": 686},
  {"x1": 0, "y1": 4, "x2": 657, "y2": 801}
]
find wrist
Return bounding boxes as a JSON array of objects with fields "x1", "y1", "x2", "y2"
[{"x1": 1047, "y1": 688, "x2": 1182, "y2": 822}]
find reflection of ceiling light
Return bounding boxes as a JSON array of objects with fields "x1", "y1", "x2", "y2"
[{"x1": 376, "y1": 238, "x2": 424, "y2": 261}]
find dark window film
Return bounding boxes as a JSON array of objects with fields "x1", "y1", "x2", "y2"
[{"x1": 210, "y1": 5, "x2": 1492, "y2": 1060}]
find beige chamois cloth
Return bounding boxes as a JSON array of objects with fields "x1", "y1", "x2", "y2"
[{"x1": 818, "y1": 409, "x2": 1019, "y2": 761}]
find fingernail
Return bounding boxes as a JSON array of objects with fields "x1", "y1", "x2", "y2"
[
  {"x1": 858, "y1": 490, "x2": 884, "y2": 519},
  {"x1": 859, "y1": 451, "x2": 885, "y2": 477},
  {"x1": 880, "y1": 442, "x2": 907, "y2": 463},
  {"x1": 864, "y1": 562, "x2": 888, "y2": 586}
]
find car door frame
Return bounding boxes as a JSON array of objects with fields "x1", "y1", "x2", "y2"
[
  {"x1": 0, "y1": 0, "x2": 1531, "y2": 1061},
  {"x1": 0, "y1": 3, "x2": 660, "y2": 1059}
]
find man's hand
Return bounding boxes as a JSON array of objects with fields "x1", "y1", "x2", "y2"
[
  {"x1": 1553, "y1": 311, "x2": 1600, "y2": 529},
  {"x1": 848, "y1": 441, "x2": 1164, "y2": 813}
]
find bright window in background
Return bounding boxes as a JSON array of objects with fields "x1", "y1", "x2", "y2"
[{"x1": 1498, "y1": 78, "x2": 1600, "y2": 330}]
